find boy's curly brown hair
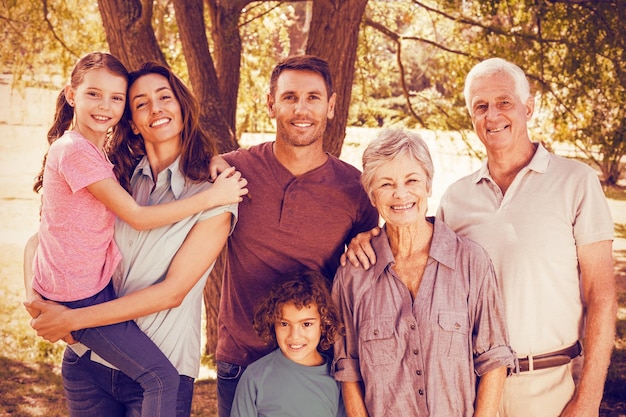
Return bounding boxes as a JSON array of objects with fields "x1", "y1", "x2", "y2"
[{"x1": 253, "y1": 269, "x2": 343, "y2": 352}]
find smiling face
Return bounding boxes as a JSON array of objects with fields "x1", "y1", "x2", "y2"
[
  {"x1": 128, "y1": 73, "x2": 184, "y2": 148},
  {"x1": 65, "y1": 68, "x2": 127, "y2": 144},
  {"x1": 274, "y1": 301, "x2": 324, "y2": 367},
  {"x1": 369, "y1": 153, "x2": 431, "y2": 228},
  {"x1": 267, "y1": 69, "x2": 336, "y2": 149},
  {"x1": 468, "y1": 72, "x2": 534, "y2": 154}
]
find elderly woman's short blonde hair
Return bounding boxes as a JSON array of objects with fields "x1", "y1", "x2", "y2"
[{"x1": 361, "y1": 128, "x2": 434, "y2": 200}]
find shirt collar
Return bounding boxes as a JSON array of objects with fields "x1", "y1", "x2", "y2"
[
  {"x1": 473, "y1": 141, "x2": 548, "y2": 184},
  {"x1": 428, "y1": 217, "x2": 459, "y2": 270},
  {"x1": 370, "y1": 217, "x2": 458, "y2": 279},
  {"x1": 132, "y1": 155, "x2": 185, "y2": 199}
]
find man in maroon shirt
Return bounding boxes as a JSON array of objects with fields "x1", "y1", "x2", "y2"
[{"x1": 211, "y1": 55, "x2": 379, "y2": 417}]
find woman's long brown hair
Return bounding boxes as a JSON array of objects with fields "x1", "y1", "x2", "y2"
[{"x1": 109, "y1": 62, "x2": 218, "y2": 192}]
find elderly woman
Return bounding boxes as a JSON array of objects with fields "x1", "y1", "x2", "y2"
[{"x1": 331, "y1": 129, "x2": 515, "y2": 417}]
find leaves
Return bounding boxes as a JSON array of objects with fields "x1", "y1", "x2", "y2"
[
  {"x1": 360, "y1": 0, "x2": 625, "y2": 184},
  {"x1": 1, "y1": 0, "x2": 624, "y2": 184},
  {"x1": 1, "y1": 0, "x2": 106, "y2": 89}
]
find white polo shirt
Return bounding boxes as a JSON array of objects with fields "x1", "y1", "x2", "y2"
[{"x1": 437, "y1": 143, "x2": 613, "y2": 357}]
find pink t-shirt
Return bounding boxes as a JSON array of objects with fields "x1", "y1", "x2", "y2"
[{"x1": 32, "y1": 131, "x2": 122, "y2": 302}]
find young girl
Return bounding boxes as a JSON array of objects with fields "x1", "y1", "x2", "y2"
[
  {"x1": 231, "y1": 269, "x2": 346, "y2": 417},
  {"x1": 26, "y1": 52, "x2": 246, "y2": 417}
]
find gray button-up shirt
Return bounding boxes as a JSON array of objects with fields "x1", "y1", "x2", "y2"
[{"x1": 332, "y1": 217, "x2": 514, "y2": 417}]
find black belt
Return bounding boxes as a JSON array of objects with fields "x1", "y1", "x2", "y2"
[{"x1": 518, "y1": 341, "x2": 582, "y2": 372}]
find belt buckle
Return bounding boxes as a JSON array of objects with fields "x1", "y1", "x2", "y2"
[{"x1": 517, "y1": 341, "x2": 581, "y2": 373}]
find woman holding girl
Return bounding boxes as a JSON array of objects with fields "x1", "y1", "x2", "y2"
[{"x1": 26, "y1": 57, "x2": 241, "y2": 417}]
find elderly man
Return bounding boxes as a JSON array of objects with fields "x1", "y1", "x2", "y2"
[{"x1": 345, "y1": 58, "x2": 616, "y2": 416}]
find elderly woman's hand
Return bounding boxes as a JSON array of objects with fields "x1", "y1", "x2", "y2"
[{"x1": 340, "y1": 226, "x2": 381, "y2": 270}]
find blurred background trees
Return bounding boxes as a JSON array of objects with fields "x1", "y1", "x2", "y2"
[
  {"x1": 2, "y1": 0, "x2": 623, "y2": 184},
  {"x1": 2, "y1": 0, "x2": 624, "y2": 353}
]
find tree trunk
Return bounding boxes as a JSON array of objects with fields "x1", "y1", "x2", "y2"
[
  {"x1": 173, "y1": 0, "x2": 238, "y2": 154},
  {"x1": 207, "y1": 0, "x2": 253, "y2": 143},
  {"x1": 97, "y1": 0, "x2": 166, "y2": 70},
  {"x1": 307, "y1": 0, "x2": 368, "y2": 157},
  {"x1": 98, "y1": 0, "x2": 370, "y2": 359},
  {"x1": 198, "y1": 0, "x2": 256, "y2": 358}
]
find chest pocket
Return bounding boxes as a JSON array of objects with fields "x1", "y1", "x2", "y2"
[
  {"x1": 359, "y1": 318, "x2": 397, "y2": 366},
  {"x1": 437, "y1": 311, "x2": 470, "y2": 359}
]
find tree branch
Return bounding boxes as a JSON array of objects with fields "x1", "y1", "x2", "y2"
[
  {"x1": 238, "y1": 1, "x2": 284, "y2": 27},
  {"x1": 41, "y1": 0, "x2": 79, "y2": 58},
  {"x1": 396, "y1": 41, "x2": 426, "y2": 127},
  {"x1": 410, "y1": 0, "x2": 563, "y2": 43}
]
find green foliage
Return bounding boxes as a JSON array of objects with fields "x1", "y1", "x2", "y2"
[
  {"x1": 236, "y1": 2, "x2": 308, "y2": 136},
  {"x1": 0, "y1": 0, "x2": 107, "y2": 89},
  {"x1": 354, "y1": 1, "x2": 473, "y2": 131},
  {"x1": 1, "y1": 0, "x2": 624, "y2": 184},
  {"x1": 0, "y1": 279, "x2": 64, "y2": 365},
  {"x1": 531, "y1": 1, "x2": 625, "y2": 186}
]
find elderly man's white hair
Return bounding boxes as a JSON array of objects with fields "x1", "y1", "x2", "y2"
[{"x1": 463, "y1": 58, "x2": 532, "y2": 115}]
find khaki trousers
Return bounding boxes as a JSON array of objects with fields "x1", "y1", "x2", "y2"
[{"x1": 498, "y1": 362, "x2": 576, "y2": 417}]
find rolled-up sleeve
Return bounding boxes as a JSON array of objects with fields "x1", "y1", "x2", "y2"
[
  {"x1": 472, "y1": 260, "x2": 516, "y2": 376},
  {"x1": 331, "y1": 266, "x2": 363, "y2": 382}
]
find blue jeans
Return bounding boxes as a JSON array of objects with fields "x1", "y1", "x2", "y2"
[
  {"x1": 62, "y1": 282, "x2": 179, "y2": 417},
  {"x1": 62, "y1": 347, "x2": 195, "y2": 417},
  {"x1": 216, "y1": 360, "x2": 246, "y2": 417}
]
